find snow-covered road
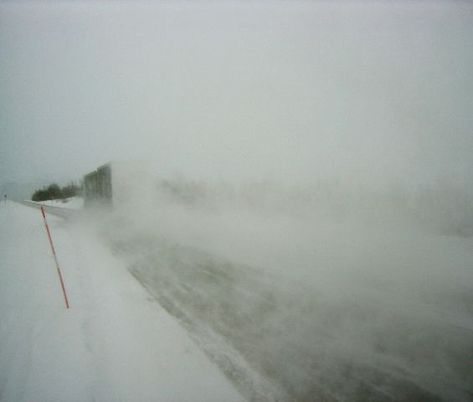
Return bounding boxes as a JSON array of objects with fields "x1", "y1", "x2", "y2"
[
  {"x1": 3, "y1": 199, "x2": 472, "y2": 402},
  {"x1": 101, "y1": 202, "x2": 473, "y2": 402},
  {"x1": 0, "y1": 201, "x2": 244, "y2": 402}
]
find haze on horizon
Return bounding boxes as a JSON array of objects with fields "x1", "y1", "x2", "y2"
[{"x1": 0, "y1": 0, "x2": 472, "y2": 192}]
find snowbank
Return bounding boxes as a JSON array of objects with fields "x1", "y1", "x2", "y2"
[{"x1": 0, "y1": 201, "x2": 243, "y2": 402}]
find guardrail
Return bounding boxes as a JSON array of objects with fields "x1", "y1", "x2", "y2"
[{"x1": 20, "y1": 200, "x2": 80, "y2": 219}]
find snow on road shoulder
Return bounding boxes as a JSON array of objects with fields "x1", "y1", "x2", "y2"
[
  {"x1": 0, "y1": 201, "x2": 91, "y2": 402},
  {"x1": 0, "y1": 201, "x2": 244, "y2": 402}
]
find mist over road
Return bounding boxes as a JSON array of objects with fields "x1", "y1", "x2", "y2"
[{"x1": 93, "y1": 185, "x2": 473, "y2": 402}]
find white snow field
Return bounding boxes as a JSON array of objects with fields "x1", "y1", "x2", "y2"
[{"x1": 0, "y1": 201, "x2": 244, "y2": 402}]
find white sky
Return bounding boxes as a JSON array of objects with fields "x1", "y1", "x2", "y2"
[{"x1": 1, "y1": 0, "x2": 472, "y2": 189}]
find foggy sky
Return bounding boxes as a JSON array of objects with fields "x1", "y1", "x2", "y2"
[{"x1": 1, "y1": 0, "x2": 472, "y2": 189}]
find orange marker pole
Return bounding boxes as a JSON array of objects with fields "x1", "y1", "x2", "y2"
[{"x1": 40, "y1": 206, "x2": 70, "y2": 309}]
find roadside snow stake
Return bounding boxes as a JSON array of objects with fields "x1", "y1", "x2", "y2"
[{"x1": 40, "y1": 206, "x2": 70, "y2": 309}]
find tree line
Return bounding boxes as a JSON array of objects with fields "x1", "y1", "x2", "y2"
[{"x1": 31, "y1": 183, "x2": 80, "y2": 202}]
